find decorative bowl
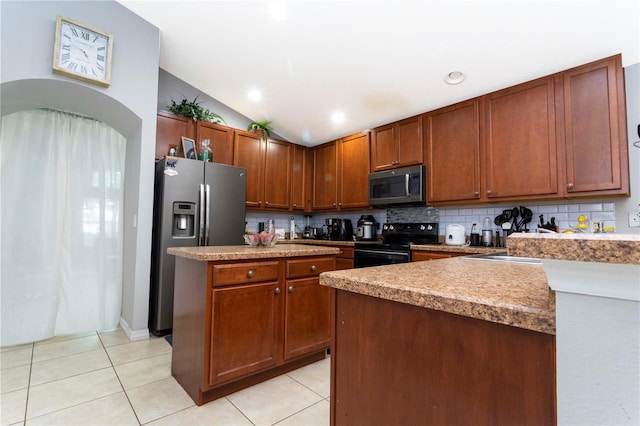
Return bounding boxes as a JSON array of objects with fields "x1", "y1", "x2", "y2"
[{"x1": 243, "y1": 232, "x2": 279, "y2": 247}]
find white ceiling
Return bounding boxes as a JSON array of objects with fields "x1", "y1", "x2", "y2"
[{"x1": 118, "y1": 0, "x2": 639, "y2": 146}]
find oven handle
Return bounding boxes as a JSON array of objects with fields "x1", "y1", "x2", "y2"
[
  {"x1": 405, "y1": 173, "x2": 410, "y2": 197},
  {"x1": 355, "y1": 248, "x2": 410, "y2": 258}
]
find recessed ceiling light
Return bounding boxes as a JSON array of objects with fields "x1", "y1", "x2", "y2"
[
  {"x1": 331, "y1": 112, "x2": 345, "y2": 123},
  {"x1": 445, "y1": 71, "x2": 465, "y2": 85},
  {"x1": 268, "y1": 1, "x2": 288, "y2": 21},
  {"x1": 248, "y1": 90, "x2": 261, "y2": 101}
]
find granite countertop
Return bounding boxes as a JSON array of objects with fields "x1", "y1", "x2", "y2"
[
  {"x1": 168, "y1": 244, "x2": 340, "y2": 261},
  {"x1": 278, "y1": 239, "x2": 357, "y2": 247},
  {"x1": 320, "y1": 256, "x2": 555, "y2": 334},
  {"x1": 508, "y1": 233, "x2": 640, "y2": 265}
]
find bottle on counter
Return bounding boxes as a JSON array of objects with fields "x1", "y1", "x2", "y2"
[
  {"x1": 470, "y1": 223, "x2": 480, "y2": 246},
  {"x1": 290, "y1": 216, "x2": 296, "y2": 240},
  {"x1": 267, "y1": 219, "x2": 275, "y2": 234}
]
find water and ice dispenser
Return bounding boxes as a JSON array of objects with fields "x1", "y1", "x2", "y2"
[{"x1": 172, "y1": 202, "x2": 196, "y2": 238}]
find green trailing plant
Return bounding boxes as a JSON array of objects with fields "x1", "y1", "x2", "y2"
[
  {"x1": 247, "y1": 120, "x2": 274, "y2": 139},
  {"x1": 168, "y1": 96, "x2": 227, "y2": 125}
]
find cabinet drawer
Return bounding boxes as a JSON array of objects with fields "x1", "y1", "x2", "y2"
[
  {"x1": 286, "y1": 257, "x2": 335, "y2": 278},
  {"x1": 212, "y1": 261, "x2": 279, "y2": 286},
  {"x1": 336, "y1": 247, "x2": 354, "y2": 260}
]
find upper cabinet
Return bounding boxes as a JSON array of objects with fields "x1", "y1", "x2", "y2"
[
  {"x1": 196, "y1": 121, "x2": 234, "y2": 165},
  {"x1": 233, "y1": 130, "x2": 264, "y2": 208},
  {"x1": 291, "y1": 144, "x2": 309, "y2": 211},
  {"x1": 312, "y1": 141, "x2": 338, "y2": 210},
  {"x1": 424, "y1": 99, "x2": 482, "y2": 204},
  {"x1": 263, "y1": 138, "x2": 292, "y2": 210},
  {"x1": 483, "y1": 76, "x2": 559, "y2": 201},
  {"x1": 370, "y1": 116, "x2": 423, "y2": 171},
  {"x1": 338, "y1": 132, "x2": 370, "y2": 209},
  {"x1": 155, "y1": 111, "x2": 195, "y2": 159},
  {"x1": 559, "y1": 55, "x2": 629, "y2": 197}
]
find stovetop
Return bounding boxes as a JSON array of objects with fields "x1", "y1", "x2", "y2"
[{"x1": 380, "y1": 222, "x2": 439, "y2": 245}]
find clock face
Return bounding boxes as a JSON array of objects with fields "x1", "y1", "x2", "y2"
[{"x1": 53, "y1": 16, "x2": 112, "y2": 87}]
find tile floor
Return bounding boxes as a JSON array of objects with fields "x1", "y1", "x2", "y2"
[{"x1": 1, "y1": 329, "x2": 330, "y2": 425}]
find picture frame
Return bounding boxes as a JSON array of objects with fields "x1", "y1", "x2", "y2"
[{"x1": 181, "y1": 137, "x2": 197, "y2": 159}]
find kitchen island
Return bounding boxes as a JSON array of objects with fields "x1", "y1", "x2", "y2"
[
  {"x1": 167, "y1": 244, "x2": 339, "y2": 405},
  {"x1": 320, "y1": 251, "x2": 556, "y2": 425}
]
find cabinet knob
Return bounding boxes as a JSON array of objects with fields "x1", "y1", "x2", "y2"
[
  {"x1": 474, "y1": 191, "x2": 479, "y2": 196},
  {"x1": 247, "y1": 270, "x2": 254, "y2": 278},
  {"x1": 486, "y1": 190, "x2": 492, "y2": 195},
  {"x1": 274, "y1": 287, "x2": 281, "y2": 294},
  {"x1": 338, "y1": 202, "x2": 342, "y2": 206},
  {"x1": 288, "y1": 286, "x2": 294, "y2": 293},
  {"x1": 567, "y1": 183, "x2": 574, "y2": 189},
  {"x1": 310, "y1": 265, "x2": 317, "y2": 272},
  {"x1": 293, "y1": 203, "x2": 297, "y2": 207},
  {"x1": 333, "y1": 203, "x2": 337, "y2": 207},
  {"x1": 265, "y1": 201, "x2": 269, "y2": 205}
]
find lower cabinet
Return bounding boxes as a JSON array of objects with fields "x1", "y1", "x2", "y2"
[
  {"x1": 172, "y1": 255, "x2": 335, "y2": 405},
  {"x1": 412, "y1": 251, "x2": 467, "y2": 262}
]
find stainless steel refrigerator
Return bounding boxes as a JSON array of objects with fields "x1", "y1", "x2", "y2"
[{"x1": 150, "y1": 157, "x2": 246, "y2": 336}]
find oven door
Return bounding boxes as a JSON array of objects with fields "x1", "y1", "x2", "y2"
[{"x1": 354, "y1": 247, "x2": 410, "y2": 268}]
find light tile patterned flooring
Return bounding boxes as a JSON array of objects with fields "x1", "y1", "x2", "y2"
[{"x1": 0, "y1": 329, "x2": 330, "y2": 425}]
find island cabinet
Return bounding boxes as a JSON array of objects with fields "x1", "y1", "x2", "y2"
[
  {"x1": 559, "y1": 54, "x2": 629, "y2": 197},
  {"x1": 329, "y1": 290, "x2": 556, "y2": 425},
  {"x1": 312, "y1": 132, "x2": 370, "y2": 211},
  {"x1": 370, "y1": 115, "x2": 423, "y2": 172},
  {"x1": 172, "y1": 253, "x2": 335, "y2": 406}
]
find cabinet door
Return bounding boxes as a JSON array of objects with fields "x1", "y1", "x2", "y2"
[
  {"x1": 209, "y1": 282, "x2": 282, "y2": 386},
  {"x1": 291, "y1": 144, "x2": 307, "y2": 211},
  {"x1": 425, "y1": 100, "x2": 481, "y2": 203},
  {"x1": 561, "y1": 55, "x2": 629, "y2": 196},
  {"x1": 370, "y1": 124, "x2": 396, "y2": 171},
  {"x1": 284, "y1": 277, "x2": 330, "y2": 360},
  {"x1": 155, "y1": 111, "x2": 195, "y2": 159},
  {"x1": 263, "y1": 138, "x2": 291, "y2": 209},
  {"x1": 312, "y1": 142, "x2": 338, "y2": 210},
  {"x1": 196, "y1": 121, "x2": 234, "y2": 165},
  {"x1": 233, "y1": 130, "x2": 264, "y2": 208},
  {"x1": 483, "y1": 76, "x2": 559, "y2": 200},
  {"x1": 396, "y1": 115, "x2": 423, "y2": 167},
  {"x1": 339, "y1": 132, "x2": 370, "y2": 209}
]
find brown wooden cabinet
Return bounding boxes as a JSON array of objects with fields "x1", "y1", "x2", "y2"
[
  {"x1": 195, "y1": 121, "x2": 234, "y2": 165},
  {"x1": 312, "y1": 142, "x2": 339, "y2": 210},
  {"x1": 155, "y1": 111, "x2": 195, "y2": 159},
  {"x1": 233, "y1": 130, "x2": 264, "y2": 208},
  {"x1": 313, "y1": 133, "x2": 370, "y2": 211},
  {"x1": 291, "y1": 144, "x2": 308, "y2": 211},
  {"x1": 338, "y1": 132, "x2": 370, "y2": 209},
  {"x1": 172, "y1": 254, "x2": 335, "y2": 406},
  {"x1": 370, "y1": 115, "x2": 423, "y2": 171},
  {"x1": 263, "y1": 138, "x2": 291, "y2": 209},
  {"x1": 411, "y1": 251, "x2": 466, "y2": 262},
  {"x1": 559, "y1": 54, "x2": 629, "y2": 197},
  {"x1": 424, "y1": 100, "x2": 481, "y2": 204},
  {"x1": 483, "y1": 75, "x2": 560, "y2": 201}
]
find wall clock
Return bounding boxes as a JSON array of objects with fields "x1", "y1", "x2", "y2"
[{"x1": 52, "y1": 15, "x2": 113, "y2": 87}]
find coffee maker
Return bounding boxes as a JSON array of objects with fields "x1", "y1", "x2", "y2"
[{"x1": 325, "y1": 218, "x2": 353, "y2": 241}]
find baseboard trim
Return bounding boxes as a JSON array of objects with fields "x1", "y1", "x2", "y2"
[{"x1": 119, "y1": 317, "x2": 149, "y2": 341}]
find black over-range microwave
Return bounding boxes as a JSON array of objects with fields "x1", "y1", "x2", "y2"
[{"x1": 368, "y1": 165, "x2": 426, "y2": 206}]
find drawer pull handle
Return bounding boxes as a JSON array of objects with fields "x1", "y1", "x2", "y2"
[
  {"x1": 288, "y1": 286, "x2": 294, "y2": 293},
  {"x1": 274, "y1": 287, "x2": 281, "y2": 294},
  {"x1": 310, "y1": 265, "x2": 317, "y2": 272},
  {"x1": 247, "y1": 270, "x2": 254, "y2": 278},
  {"x1": 567, "y1": 182, "x2": 574, "y2": 189}
]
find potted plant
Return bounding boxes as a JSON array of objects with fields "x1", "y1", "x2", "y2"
[
  {"x1": 247, "y1": 120, "x2": 273, "y2": 140},
  {"x1": 168, "y1": 96, "x2": 227, "y2": 125}
]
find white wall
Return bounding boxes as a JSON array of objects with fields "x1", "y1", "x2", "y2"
[{"x1": 1, "y1": 1, "x2": 160, "y2": 339}]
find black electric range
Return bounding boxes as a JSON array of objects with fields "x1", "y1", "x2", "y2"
[{"x1": 354, "y1": 222, "x2": 440, "y2": 268}]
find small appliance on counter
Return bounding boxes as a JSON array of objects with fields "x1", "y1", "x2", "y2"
[
  {"x1": 445, "y1": 224, "x2": 466, "y2": 246},
  {"x1": 324, "y1": 218, "x2": 354, "y2": 241},
  {"x1": 356, "y1": 215, "x2": 379, "y2": 241}
]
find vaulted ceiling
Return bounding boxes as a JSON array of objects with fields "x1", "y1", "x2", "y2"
[{"x1": 118, "y1": 1, "x2": 639, "y2": 146}]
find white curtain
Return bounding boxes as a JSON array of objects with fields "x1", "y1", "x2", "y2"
[{"x1": 0, "y1": 109, "x2": 126, "y2": 346}]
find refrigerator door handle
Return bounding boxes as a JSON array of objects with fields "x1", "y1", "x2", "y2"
[
  {"x1": 199, "y1": 183, "x2": 206, "y2": 246},
  {"x1": 205, "y1": 184, "x2": 211, "y2": 246}
]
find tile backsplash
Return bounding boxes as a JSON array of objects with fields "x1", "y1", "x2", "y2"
[{"x1": 246, "y1": 201, "x2": 617, "y2": 237}]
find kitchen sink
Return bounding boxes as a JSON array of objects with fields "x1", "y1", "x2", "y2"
[{"x1": 463, "y1": 252, "x2": 541, "y2": 264}]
